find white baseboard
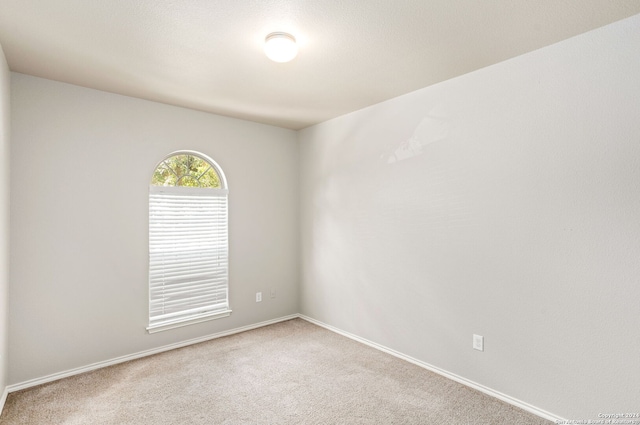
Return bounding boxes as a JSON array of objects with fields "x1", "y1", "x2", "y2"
[
  {"x1": 0, "y1": 385, "x2": 7, "y2": 416},
  {"x1": 5, "y1": 313, "x2": 564, "y2": 423},
  {"x1": 299, "y1": 314, "x2": 564, "y2": 423},
  {"x1": 7, "y1": 314, "x2": 299, "y2": 393}
]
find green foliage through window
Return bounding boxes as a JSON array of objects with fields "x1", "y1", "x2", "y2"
[{"x1": 151, "y1": 154, "x2": 221, "y2": 188}]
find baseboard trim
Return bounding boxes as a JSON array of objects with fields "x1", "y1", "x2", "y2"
[
  {"x1": 7, "y1": 314, "x2": 299, "y2": 393},
  {"x1": 0, "y1": 386, "x2": 8, "y2": 416},
  {"x1": 299, "y1": 314, "x2": 563, "y2": 423},
  {"x1": 5, "y1": 313, "x2": 564, "y2": 422}
]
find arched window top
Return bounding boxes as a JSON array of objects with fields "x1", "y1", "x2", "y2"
[{"x1": 151, "y1": 151, "x2": 227, "y2": 189}]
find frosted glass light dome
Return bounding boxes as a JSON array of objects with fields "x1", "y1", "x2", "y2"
[{"x1": 264, "y1": 32, "x2": 298, "y2": 63}]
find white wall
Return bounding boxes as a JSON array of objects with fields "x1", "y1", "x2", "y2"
[
  {"x1": 0, "y1": 43, "x2": 10, "y2": 404},
  {"x1": 9, "y1": 74, "x2": 299, "y2": 384},
  {"x1": 299, "y1": 14, "x2": 640, "y2": 419}
]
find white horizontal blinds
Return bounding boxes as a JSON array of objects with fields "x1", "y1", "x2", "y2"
[{"x1": 149, "y1": 185, "x2": 229, "y2": 329}]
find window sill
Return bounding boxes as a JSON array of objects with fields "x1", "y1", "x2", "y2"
[{"x1": 147, "y1": 310, "x2": 232, "y2": 334}]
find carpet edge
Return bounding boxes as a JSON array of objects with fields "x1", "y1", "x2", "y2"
[{"x1": 299, "y1": 314, "x2": 564, "y2": 423}]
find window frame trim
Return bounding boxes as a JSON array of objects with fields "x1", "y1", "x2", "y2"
[{"x1": 147, "y1": 150, "x2": 230, "y2": 334}]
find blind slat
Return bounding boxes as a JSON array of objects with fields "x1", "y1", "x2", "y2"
[{"x1": 149, "y1": 302, "x2": 229, "y2": 323}]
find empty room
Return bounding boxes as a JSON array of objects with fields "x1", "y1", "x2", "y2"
[{"x1": 0, "y1": 1, "x2": 639, "y2": 423}]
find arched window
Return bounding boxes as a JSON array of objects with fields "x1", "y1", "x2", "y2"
[{"x1": 147, "y1": 151, "x2": 230, "y2": 333}]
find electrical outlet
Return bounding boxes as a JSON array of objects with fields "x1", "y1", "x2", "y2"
[
  {"x1": 270, "y1": 289, "x2": 276, "y2": 299},
  {"x1": 256, "y1": 292, "x2": 262, "y2": 302},
  {"x1": 473, "y1": 334, "x2": 484, "y2": 351}
]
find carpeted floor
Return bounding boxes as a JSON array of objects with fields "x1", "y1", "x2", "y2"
[{"x1": 0, "y1": 319, "x2": 551, "y2": 424}]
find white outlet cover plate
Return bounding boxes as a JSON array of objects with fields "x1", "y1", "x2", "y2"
[
  {"x1": 473, "y1": 334, "x2": 484, "y2": 351},
  {"x1": 256, "y1": 292, "x2": 262, "y2": 302}
]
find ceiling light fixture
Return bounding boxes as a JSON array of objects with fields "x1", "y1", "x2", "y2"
[{"x1": 264, "y1": 32, "x2": 298, "y2": 63}]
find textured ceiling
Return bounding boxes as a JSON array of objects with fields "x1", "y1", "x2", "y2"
[{"x1": 0, "y1": 1, "x2": 639, "y2": 130}]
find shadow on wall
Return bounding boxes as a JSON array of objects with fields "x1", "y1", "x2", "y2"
[{"x1": 382, "y1": 107, "x2": 450, "y2": 164}]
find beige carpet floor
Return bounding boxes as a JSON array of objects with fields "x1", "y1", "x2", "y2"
[{"x1": 0, "y1": 319, "x2": 552, "y2": 424}]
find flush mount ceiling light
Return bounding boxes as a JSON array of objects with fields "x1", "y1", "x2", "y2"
[{"x1": 264, "y1": 32, "x2": 298, "y2": 63}]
